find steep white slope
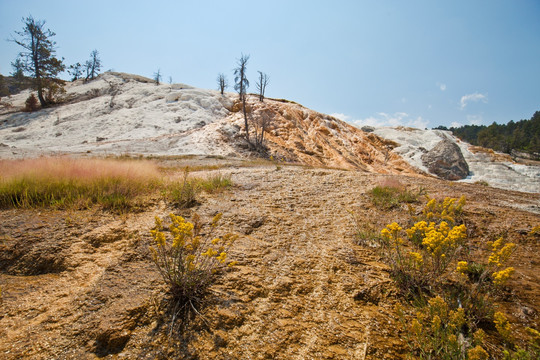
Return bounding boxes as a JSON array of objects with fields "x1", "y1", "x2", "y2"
[
  {"x1": 374, "y1": 127, "x2": 540, "y2": 193},
  {"x1": 0, "y1": 72, "x2": 239, "y2": 157}
]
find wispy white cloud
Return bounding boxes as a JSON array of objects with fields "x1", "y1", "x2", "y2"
[
  {"x1": 466, "y1": 114, "x2": 484, "y2": 125},
  {"x1": 343, "y1": 112, "x2": 428, "y2": 129},
  {"x1": 451, "y1": 121, "x2": 463, "y2": 128},
  {"x1": 330, "y1": 113, "x2": 350, "y2": 122},
  {"x1": 437, "y1": 82, "x2": 446, "y2": 91},
  {"x1": 460, "y1": 92, "x2": 487, "y2": 109}
]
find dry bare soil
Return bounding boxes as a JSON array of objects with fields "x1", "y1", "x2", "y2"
[{"x1": 1, "y1": 161, "x2": 539, "y2": 359}]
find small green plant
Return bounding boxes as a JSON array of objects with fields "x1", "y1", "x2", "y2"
[
  {"x1": 474, "y1": 180, "x2": 489, "y2": 187},
  {"x1": 149, "y1": 213, "x2": 237, "y2": 321},
  {"x1": 166, "y1": 168, "x2": 232, "y2": 208},
  {"x1": 167, "y1": 168, "x2": 199, "y2": 208},
  {"x1": 348, "y1": 209, "x2": 383, "y2": 246}
]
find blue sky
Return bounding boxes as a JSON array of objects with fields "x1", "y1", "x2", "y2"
[{"x1": 1, "y1": 0, "x2": 539, "y2": 128}]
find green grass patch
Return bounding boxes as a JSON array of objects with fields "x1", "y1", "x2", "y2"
[{"x1": 369, "y1": 180, "x2": 421, "y2": 210}]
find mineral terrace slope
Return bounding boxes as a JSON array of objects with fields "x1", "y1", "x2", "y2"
[
  {"x1": 0, "y1": 164, "x2": 539, "y2": 359},
  {"x1": 1, "y1": 72, "x2": 539, "y2": 192},
  {"x1": 0, "y1": 72, "x2": 419, "y2": 177}
]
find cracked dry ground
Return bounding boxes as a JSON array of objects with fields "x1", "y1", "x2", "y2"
[{"x1": 1, "y1": 164, "x2": 539, "y2": 359}]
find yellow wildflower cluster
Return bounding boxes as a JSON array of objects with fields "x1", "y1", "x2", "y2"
[
  {"x1": 420, "y1": 196, "x2": 466, "y2": 225},
  {"x1": 493, "y1": 267, "x2": 515, "y2": 286},
  {"x1": 456, "y1": 261, "x2": 469, "y2": 275},
  {"x1": 379, "y1": 218, "x2": 467, "y2": 282},
  {"x1": 487, "y1": 237, "x2": 516, "y2": 286},
  {"x1": 494, "y1": 311, "x2": 513, "y2": 342},
  {"x1": 488, "y1": 237, "x2": 515, "y2": 267},
  {"x1": 408, "y1": 252, "x2": 423, "y2": 269},
  {"x1": 421, "y1": 221, "x2": 467, "y2": 258},
  {"x1": 467, "y1": 345, "x2": 489, "y2": 360},
  {"x1": 149, "y1": 212, "x2": 238, "y2": 302},
  {"x1": 380, "y1": 222, "x2": 404, "y2": 247}
]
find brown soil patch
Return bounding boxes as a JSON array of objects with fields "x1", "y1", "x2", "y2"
[{"x1": 1, "y1": 163, "x2": 539, "y2": 359}]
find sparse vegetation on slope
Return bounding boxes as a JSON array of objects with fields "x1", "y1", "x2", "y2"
[
  {"x1": 0, "y1": 157, "x2": 160, "y2": 211},
  {"x1": 0, "y1": 160, "x2": 538, "y2": 359},
  {"x1": 354, "y1": 194, "x2": 539, "y2": 358},
  {"x1": 0, "y1": 158, "x2": 233, "y2": 211},
  {"x1": 368, "y1": 179, "x2": 422, "y2": 210},
  {"x1": 149, "y1": 213, "x2": 237, "y2": 328}
]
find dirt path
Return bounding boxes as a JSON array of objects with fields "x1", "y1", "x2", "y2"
[
  {"x1": 1, "y1": 164, "x2": 539, "y2": 359},
  {"x1": 200, "y1": 167, "x2": 401, "y2": 359}
]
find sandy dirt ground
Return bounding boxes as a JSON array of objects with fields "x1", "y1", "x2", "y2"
[{"x1": 1, "y1": 162, "x2": 539, "y2": 359}]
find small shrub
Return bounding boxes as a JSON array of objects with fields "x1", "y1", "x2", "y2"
[
  {"x1": 474, "y1": 180, "x2": 489, "y2": 187},
  {"x1": 397, "y1": 296, "x2": 469, "y2": 359},
  {"x1": 166, "y1": 169, "x2": 232, "y2": 208},
  {"x1": 382, "y1": 194, "x2": 528, "y2": 358},
  {"x1": 379, "y1": 219, "x2": 467, "y2": 294},
  {"x1": 24, "y1": 93, "x2": 40, "y2": 112},
  {"x1": 412, "y1": 195, "x2": 466, "y2": 226},
  {"x1": 167, "y1": 168, "x2": 199, "y2": 208},
  {"x1": 369, "y1": 181, "x2": 421, "y2": 210},
  {"x1": 149, "y1": 213, "x2": 237, "y2": 319}
]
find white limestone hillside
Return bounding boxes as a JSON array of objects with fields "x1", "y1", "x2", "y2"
[
  {"x1": 0, "y1": 72, "x2": 538, "y2": 193},
  {"x1": 0, "y1": 72, "x2": 240, "y2": 157}
]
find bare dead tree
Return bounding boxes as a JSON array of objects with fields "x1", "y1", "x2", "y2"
[
  {"x1": 153, "y1": 69, "x2": 162, "y2": 85},
  {"x1": 255, "y1": 71, "x2": 269, "y2": 102},
  {"x1": 85, "y1": 49, "x2": 101, "y2": 81},
  {"x1": 252, "y1": 108, "x2": 273, "y2": 149},
  {"x1": 234, "y1": 54, "x2": 250, "y2": 144},
  {"x1": 217, "y1": 73, "x2": 228, "y2": 95}
]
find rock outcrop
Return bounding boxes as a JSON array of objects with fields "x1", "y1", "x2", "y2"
[{"x1": 421, "y1": 138, "x2": 469, "y2": 180}]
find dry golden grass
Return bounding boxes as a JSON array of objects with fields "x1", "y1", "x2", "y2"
[
  {"x1": 0, "y1": 157, "x2": 161, "y2": 210},
  {"x1": 0, "y1": 157, "x2": 233, "y2": 211}
]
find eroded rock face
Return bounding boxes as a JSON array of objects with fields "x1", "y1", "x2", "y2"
[{"x1": 421, "y1": 139, "x2": 469, "y2": 180}]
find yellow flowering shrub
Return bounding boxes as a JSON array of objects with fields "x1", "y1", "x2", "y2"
[
  {"x1": 149, "y1": 212, "x2": 237, "y2": 308},
  {"x1": 494, "y1": 311, "x2": 514, "y2": 345},
  {"x1": 379, "y1": 218, "x2": 467, "y2": 290},
  {"x1": 457, "y1": 261, "x2": 469, "y2": 275},
  {"x1": 414, "y1": 195, "x2": 466, "y2": 226},
  {"x1": 397, "y1": 296, "x2": 468, "y2": 359},
  {"x1": 384, "y1": 194, "x2": 531, "y2": 359},
  {"x1": 468, "y1": 345, "x2": 489, "y2": 360}
]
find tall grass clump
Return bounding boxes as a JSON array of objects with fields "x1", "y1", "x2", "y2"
[
  {"x1": 166, "y1": 167, "x2": 232, "y2": 208},
  {"x1": 0, "y1": 157, "x2": 161, "y2": 211},
  {"x1": 369, "y1": 179, "x2": 422, "y2": 210}
]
